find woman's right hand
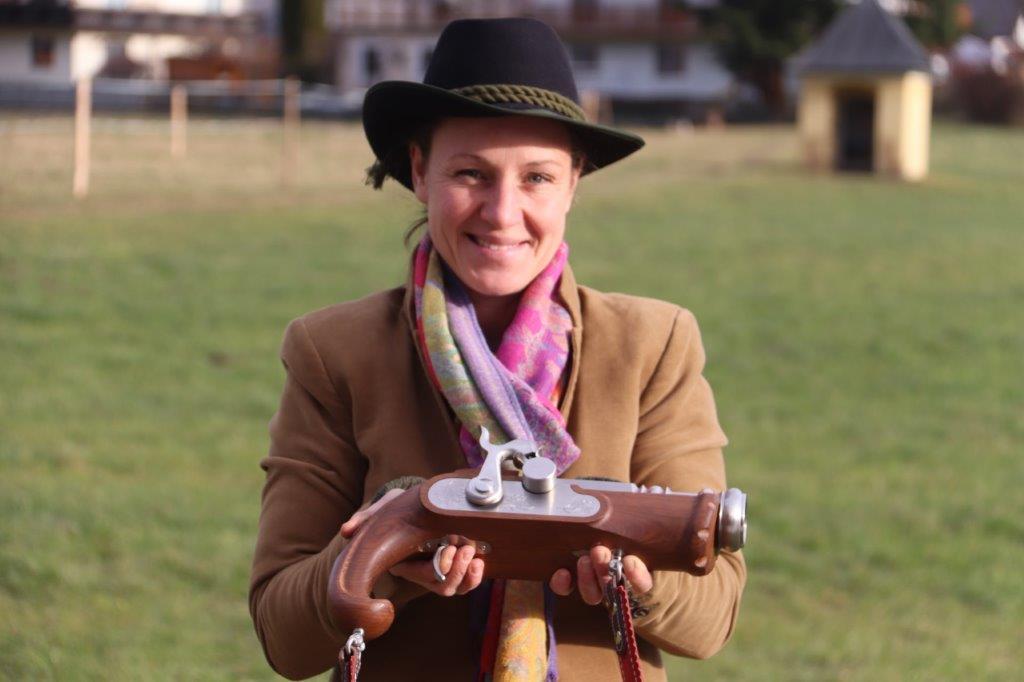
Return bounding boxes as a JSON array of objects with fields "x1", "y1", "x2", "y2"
[{"x1": 340, "y1": 488, "x2": 486, "y2": 597}]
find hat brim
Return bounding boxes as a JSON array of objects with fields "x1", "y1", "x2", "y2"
[{"x1": 362, "y1": 81, "x2": 645, "y2": 190}]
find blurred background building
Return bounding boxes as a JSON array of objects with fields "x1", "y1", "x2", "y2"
[
  {"x1": 948, "y1": 0, "x2": 1024, "y2": 121},
  {"x1": 1, "y1": 0, "x2": 1022, "y2": 124},
  {"x1": 0, "y1": 1, "x2": 278, "y2": 83},
  {"x1": 322, "y1": 0, "x2": 732, "y2": 125}
]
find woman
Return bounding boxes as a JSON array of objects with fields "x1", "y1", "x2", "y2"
[{"x1": 250, "y1": 17, "x2": 745, "y2": 681}]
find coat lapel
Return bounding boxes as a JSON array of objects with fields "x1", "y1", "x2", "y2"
[{"x1": 555, "y1": 261, "x2": 582, "y2": 423}]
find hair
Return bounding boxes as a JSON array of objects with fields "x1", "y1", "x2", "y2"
[
  {"x1": 364, "y1": 117, "x2": 593, "y2": 247},
  {"x1": 364, "y1": 119, "x2": 436, "y2": 191}
]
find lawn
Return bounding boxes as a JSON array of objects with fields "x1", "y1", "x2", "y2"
[{"x1": 1, "y1": 115, "x2": 1021, "y2": 680}]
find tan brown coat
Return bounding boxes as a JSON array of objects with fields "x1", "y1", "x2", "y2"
[{"x1": 249, "y1": 265, "x2": 746, "y2": 680}]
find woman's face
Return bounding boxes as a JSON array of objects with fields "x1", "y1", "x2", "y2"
[{"x1": 410, "y1": 116, "x2": 580, "y2": 299}]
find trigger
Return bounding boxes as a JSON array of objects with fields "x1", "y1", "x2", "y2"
[{"x1": 431, "y1": 540, "x2": 450, "y2": 583}]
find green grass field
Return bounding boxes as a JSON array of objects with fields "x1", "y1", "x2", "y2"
[{"x1": 1, "y1": 116, "x2": 1021, "y2": 680}]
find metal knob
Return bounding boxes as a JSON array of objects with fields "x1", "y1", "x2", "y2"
[
  {"x1": 716, "y1": 488, "x2": 747, "y2": 553},
  {"x1": 521, "y1": 457, "x2": 556, "y2": 494}
]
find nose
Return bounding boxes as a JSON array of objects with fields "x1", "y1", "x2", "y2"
[{"x1": 478, "y1": 174, "x2": 522, "y2": 229}]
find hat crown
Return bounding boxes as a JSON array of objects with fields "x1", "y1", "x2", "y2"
[{"x1": 423, "y1": 17, "x2": 580, "y2": 104}]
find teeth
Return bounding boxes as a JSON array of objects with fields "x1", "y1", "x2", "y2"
[{"x1": 471, "y1": 236, "x2": 522, "y2": 251}]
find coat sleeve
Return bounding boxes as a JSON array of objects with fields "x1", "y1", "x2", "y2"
[
  {"x1": 248, "y1": 317, "x2": 365, "y2": 679},
  {"x1": 249, "y1": 317, "x2": 434, "y2": 679},
  {"x1": 628, "y1": 308, "x2": 746, "y2": 660}
]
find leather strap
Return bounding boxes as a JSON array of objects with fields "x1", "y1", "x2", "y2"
[
  {"x1": 338, "y1": 647, "x2": 361, "y2": 682},
  {"x1": 604, "y1": 577, "x2": 644, "y2": 682},
  {"x1": 337, "y1": 628, "x2": 365, "y2": 682}
]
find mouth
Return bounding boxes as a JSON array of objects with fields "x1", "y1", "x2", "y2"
[{"x1": 466, "y1": 234, "x2": 530, "y2": 252}]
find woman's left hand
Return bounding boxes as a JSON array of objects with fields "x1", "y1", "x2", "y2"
[{"x1": 548, "y1": 545, "x2": 653, "y2": 605}]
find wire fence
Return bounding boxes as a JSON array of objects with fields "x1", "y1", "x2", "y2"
[{"x1": 0, "y1": 79, "x2": 380, "y2": 211}]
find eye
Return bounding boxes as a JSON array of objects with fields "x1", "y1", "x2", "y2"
[
  {"x1": 526, "y1": 172, "x2": 552, "y2": 184},
  {"x1": 454, "y1": 168, "x2": 483, "y2": 180}
]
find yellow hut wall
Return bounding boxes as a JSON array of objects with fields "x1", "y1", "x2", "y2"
[
  {"x1": 798, "y1": 77, "x2": 836, "y2": 172},
  {"x1": 799, "y1": 72, "x2": 932, "y2": 181},
  {"x1": 899, "y1": 71, "x2": 932, "y2": 181}
]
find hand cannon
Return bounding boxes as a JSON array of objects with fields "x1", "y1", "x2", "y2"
[{"x1": 328, "y1": 428, "x2": 747, "y2": 640}]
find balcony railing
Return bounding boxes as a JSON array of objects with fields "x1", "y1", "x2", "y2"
[
  {"x1": 328, "y1": 0, "x2": 695, "y2": 39},
  {"x1": 74, "y1": 8, "x2": 265, "y2": 37}
]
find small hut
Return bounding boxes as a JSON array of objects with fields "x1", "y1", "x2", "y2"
[{"x1": 797, "y1": 0, "x2": 933, "y2": 181}]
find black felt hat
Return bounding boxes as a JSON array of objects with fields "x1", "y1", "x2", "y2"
[{"x1": 362, "y1": 17, "x2": 645, "y2": 190}]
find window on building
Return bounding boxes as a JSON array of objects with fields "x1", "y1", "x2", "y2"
[
  {"x1": 390, "y1": 47, "x2": 408, "y2": 70},
  {"x1": 364, "y1": 47, "x2": 381, "y2": 81},
  {"x1": 657, "y1": 43, "x2": 686, "y2": 74},
  {"x1": 31, "y1": 35, "x2": 55, "y2": 69},
  {"x1": 571, "y1": 43, "x2": 599, "y2": 70}
]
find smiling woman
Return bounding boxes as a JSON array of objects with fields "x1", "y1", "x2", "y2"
[
  {"x1": 249, "y1": 17, "x2": 745, "y2": 682},
  {"x1": 411, "y1": 117, "x2": 581, "y2": 344}
]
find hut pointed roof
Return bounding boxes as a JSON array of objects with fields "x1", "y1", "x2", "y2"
[{"x1": 797, "y1": 0, "x2": 931, "y2": 75}]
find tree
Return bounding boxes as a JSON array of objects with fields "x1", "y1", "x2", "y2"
[
  {"x1": 279, "y1": 0, "x2": 327, "y2": 80},
  {"x1": 902, "y1": 0, "x2": 961, "y2": 48},
  {"x1": 695, "y1": 0, "x2": 841, "y2": 117}
]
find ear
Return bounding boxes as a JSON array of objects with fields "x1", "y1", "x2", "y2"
[{"x1": 410, "y1": 143, "x2": 429, "y2": 204}]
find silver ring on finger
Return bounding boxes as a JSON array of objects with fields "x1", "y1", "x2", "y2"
[{"x1": 432, "y1": 541, "x2": 450, "y2": 583}]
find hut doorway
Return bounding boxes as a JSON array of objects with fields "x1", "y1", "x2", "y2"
[{"x1": 835, "y1": 90, "x2": 875, "y2": 172}]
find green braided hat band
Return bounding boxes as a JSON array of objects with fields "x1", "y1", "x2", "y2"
[{"x1": 451, "y1": 84, "x2": 587, "y2": 122}]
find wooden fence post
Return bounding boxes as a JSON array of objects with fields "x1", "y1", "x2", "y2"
[
  {"x1": 580, "y1": 89, "x2": 601, "y2": 123},
  {"x1": 282, "y1": 76, "x2": 301, "y2": 185},
  {"x1": 73, "y1": 77, "x2": 91, "y2": 199},
  {"x1": 170, "y1": 84, "x2": 188, "y2": 159}
]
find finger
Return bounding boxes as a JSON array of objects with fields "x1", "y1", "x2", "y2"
[
  {"x1": 387, "y1": 542, "x2": 458, "y2": 590},
  {"x1": 339, "y1": 510, "x2": 365, "y2": 538},
  {"x1": 387, "y1": 546, "x2": 469, "y2": 595},
  {"x1": 456, "y1": 557, "x2": 485, "y2": 595},
  {"x1": 388, "y1": 558, "x2": 437, "y2": 587},
  {"x1": 439, "y1": 543, "x2": 458, "y2": 576},
  {"x1": 397, "y1": 544, "x2": 456, "y2": 583},
  {"x1": 340, "y1": 503, "x2": 376, "y2": 537},
  {"x1": 589, "y1": 540, "x2": 610, "y2": 577},
  {"x1": 590, "y1": 545, "x2": 613, "y2": 589},
  {"x1": 549, "y1": 568, "x2": 574, "y2": 596},
  {"x1": 576, "y1": 555, "x2": 603, "y2": 606},
  {"x1": 622, "y1": 555, "x2": 653, "y2": 595},
  {"x1": 440, "y1": 545, "x2": 476, "y2": 596},
  {"x1": 340, "y1": 489, "x2": 404, "y2": 538}
]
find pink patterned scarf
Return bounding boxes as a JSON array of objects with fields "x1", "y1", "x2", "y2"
[{"x1": 413, "y1": 235, "x2": 579, "y2": 680}]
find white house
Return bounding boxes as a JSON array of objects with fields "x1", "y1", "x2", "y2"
[
  {"x1": 0, "y1": 0, "x2": 275, "y2": 84},
  {"x1": 325, "y1": 0, "x2": 734, "y2": 123}
]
